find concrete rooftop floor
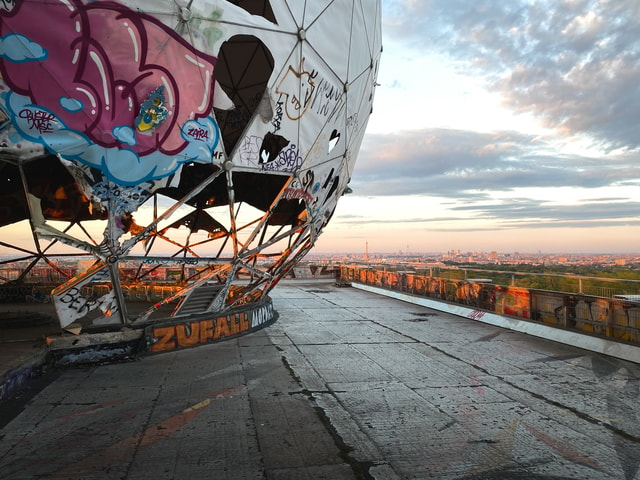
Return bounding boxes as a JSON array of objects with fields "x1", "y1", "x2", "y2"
[{"x1": 1, "y1": 280, "x2": 639, "y2": 479}]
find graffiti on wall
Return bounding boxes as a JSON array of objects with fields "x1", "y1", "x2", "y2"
[
  {"x1": 0, "y1": 0, "x2": 221, "y2": 185},
  {"x1": 260, "y1": 143, "x2": 304, "y2": 173},
  {"x1": 340, "y1": 266, "x2": 640, "y2": 345},
  {"x1": 51, "y1": 263, "x2": 122, "y2": 328},
  {"x1": 275, "y1": 60, "x2": 316, "y2": 121},
  {"x1": 274, "y1": 58, "x2": 345, "y2": 123},
  {"x1": 237, "y1": 134, "x2": 304, "y2": 173},
  {"x1": 146, "y1": 299, "x2": 277, "y2": 353},
  {"x1": 495, "y1": 287, "x2": 530, "y2": 319}
]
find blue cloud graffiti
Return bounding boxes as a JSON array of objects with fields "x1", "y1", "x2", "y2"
[{"x1": 3, "y1": 91, "x2": 220, "y2": 186}]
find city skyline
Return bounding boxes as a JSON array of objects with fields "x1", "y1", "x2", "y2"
[{"x1": 315, "y1": 0, "x2": 640, "y2": 254}]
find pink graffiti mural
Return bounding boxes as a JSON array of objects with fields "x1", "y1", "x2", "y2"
[{"x1": 0, "y1": 0, "x2": 219, "y2": 184}]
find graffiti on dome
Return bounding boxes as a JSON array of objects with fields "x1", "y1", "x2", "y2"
[{"x1": 0, "y1": 0, "x2": 220, "y2": 185}]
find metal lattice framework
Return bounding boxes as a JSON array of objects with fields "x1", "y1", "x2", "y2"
[{"x1": 0, "y1": 0, "x2": 382, "y2": 330}]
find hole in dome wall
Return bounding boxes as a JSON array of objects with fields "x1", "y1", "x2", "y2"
[
  {"x1": 214, "y1": 34, "x2": 275, "y2": 156},
  {"x1": 328, "y1": 129, "x2": 340, "y2": 153},
  {"x1": 228, "y1": 0, "x2": 277, "y2": 24}
]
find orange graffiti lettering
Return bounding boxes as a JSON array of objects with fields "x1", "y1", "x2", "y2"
[
  {"x1": 200, "y1": 319, "x2": 214, "y2": 343},
  {"x1": 214, "y1": 316, "x2": 231, "y2": 339},
  {"x1": 176, "y1": 322, "x2": 200, "y2": 347},
  {"x1": 229, "y1": 314, "x2": 240, "y2": 335},
  {"x1": 151, "y1": 326, "x2": 176, "y2": 353},
  {"x1": 239, "y1": 311, "x2": 250, "y2": 332}
]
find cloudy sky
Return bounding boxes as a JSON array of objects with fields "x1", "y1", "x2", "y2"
[{"x1": 315, "y1": 0, "x2": 640, "y2": 254}]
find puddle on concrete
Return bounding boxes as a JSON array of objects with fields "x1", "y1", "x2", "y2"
[{"x1": 406, "y1": 312, "x2": 438, "y2": 322}]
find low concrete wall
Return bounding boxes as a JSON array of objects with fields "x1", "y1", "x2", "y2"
[
  {"x1": 143, "y1": 296, "x2": 278, "y2": 354},
  {"x1": 340, "y1": 266, "x2": 640, "y2": 353},
  {"x1": 353, "y1": 282, "x2": 640, "y2": 364}
]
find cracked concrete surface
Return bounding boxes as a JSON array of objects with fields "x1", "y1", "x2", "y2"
[{"x1": 1, "y1": 281, "x2": 639, "y2": 479}]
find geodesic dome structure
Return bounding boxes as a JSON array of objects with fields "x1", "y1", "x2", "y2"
[{"x1": 0, "y1": 0, "x2": 381, "y2": 332}]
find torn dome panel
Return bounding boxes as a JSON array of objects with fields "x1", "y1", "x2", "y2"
[{"x1": 0, "y1": 0, "x2": 382, "y2": 328}]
